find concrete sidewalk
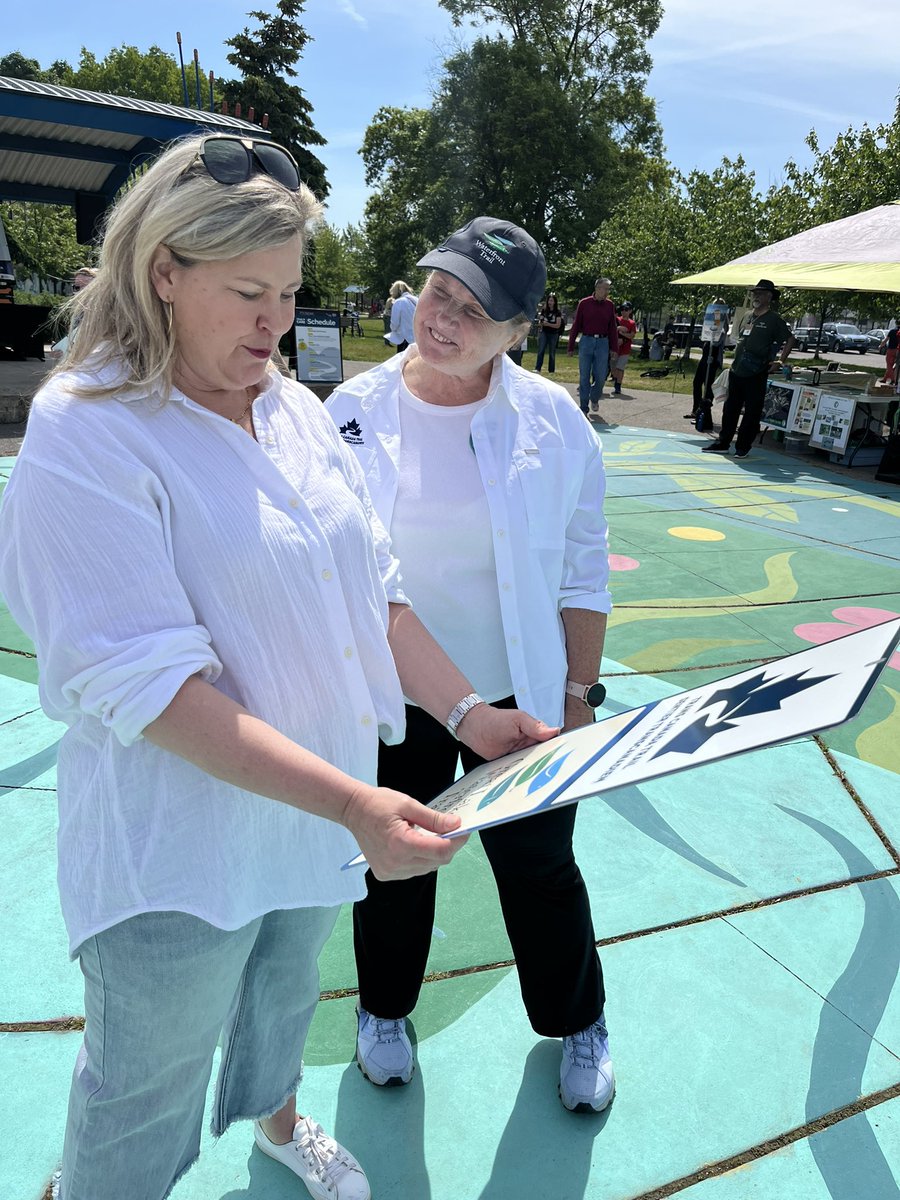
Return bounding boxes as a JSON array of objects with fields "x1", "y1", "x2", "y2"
[{"x1": 3, "y1": 413, "x2": 900, "y2": 1199}]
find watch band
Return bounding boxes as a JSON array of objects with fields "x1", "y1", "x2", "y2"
[
  {"x1": 565, "y1": 679, "x2": 606, "y2": 707},
  {"x1": 446, "y1": 692, "x2": 486, "y2": 739}
]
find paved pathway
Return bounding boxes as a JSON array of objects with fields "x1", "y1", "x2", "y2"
[{"x1": 3, "y1": 399, "x2": 900, "y2": 1199}]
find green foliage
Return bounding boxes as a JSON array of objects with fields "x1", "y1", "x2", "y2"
[
  {"x1": 13, "y1": 290, "x2": 67, "y2": 308},
  {"x1": 0, "y1": 202, "x2": 86, "y2": 282},
  {"x1": 0, "y1": 51, "x2": 44, "y2": 80},
  {"x1": 58, "y1": 45, "x2": 192, "y2": 104},
  {"x1": 362, "y1": 0, "x2": 662, "y2": 290},
  {"x1": 221, "y1": 0, "x2": 328, "y2": 198}
]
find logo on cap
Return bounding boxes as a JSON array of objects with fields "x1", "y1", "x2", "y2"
[{"x1": 482, "y1": 233, "x2": 516, "y2": 253}]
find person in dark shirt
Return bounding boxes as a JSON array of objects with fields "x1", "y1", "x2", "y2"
[
  {"x1": 567, "y1": 277, "x2": 619, "y2": 420},
  {"x1": 703, "y1": 279, "x2": 794, "y2": 459},
  {"x1": 879, "y1": 323, "x2": 900, "y2": 385}
]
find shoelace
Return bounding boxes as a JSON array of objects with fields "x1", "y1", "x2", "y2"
[
  {"x1": 565, "y1": 1021, "x2": 608, "y2": 1068},
  {"x1": 368, "y1": 1016, "x2": 404, "y2": 1044},
  {"x1": 295, "y1": 1120, "x2": 354, "y2": 1186}
]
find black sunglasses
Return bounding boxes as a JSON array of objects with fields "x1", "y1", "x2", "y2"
[{"x1": 196, "y1": 136, "x2": 301, "y2": 192}]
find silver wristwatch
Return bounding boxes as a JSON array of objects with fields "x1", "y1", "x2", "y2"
[
  {"x1": 446, "y1": 692, "x2": 486, "y2": 739},
  {"x1": 565, "y1": 679, "x2": 607, "y2": 708}
]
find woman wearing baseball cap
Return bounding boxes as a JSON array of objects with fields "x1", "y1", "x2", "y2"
[{"x1": 326, "y1": 216, "x2": 615, "y2": 1114}]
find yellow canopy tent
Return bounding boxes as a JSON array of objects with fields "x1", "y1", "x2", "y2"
[{"x1": 673, "y1": 201, "x2": 900, "y2": 293}]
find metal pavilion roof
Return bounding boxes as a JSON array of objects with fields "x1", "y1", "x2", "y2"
[{"x1": 0, "y1": 76, "x2": 268, "y2": 241}]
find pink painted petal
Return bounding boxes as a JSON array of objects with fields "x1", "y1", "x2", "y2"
[
  {"x1": 830, "y1": 606, "x2": 900, "y2": 629},
  {"x1": 793, "y1": 622, "x2": 854, "y2": 646},
  {"x1": 609, "y1": 554, "x2": 640, "y2": 572}
]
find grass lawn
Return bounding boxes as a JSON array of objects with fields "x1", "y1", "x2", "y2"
[{"x1": 336, "y1": 319, "x2": 885, "y2": 400}]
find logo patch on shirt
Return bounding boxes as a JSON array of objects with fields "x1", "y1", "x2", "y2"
[{"x1": 339, "y1": 417, "x2": 364, "y2": 446}]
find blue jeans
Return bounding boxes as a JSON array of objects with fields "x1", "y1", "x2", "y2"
[
  {"x1": 535, "y1": 330, "x2": 560, "y2": 373},
  {"x1": 60, "y1": 905, "x2": 339, "y2": 1200},
  {"x1": 577, "y1": 336, "x2": 609, "y2": 410}
]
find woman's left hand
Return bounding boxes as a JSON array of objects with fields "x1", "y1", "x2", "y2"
[{"x1": 456, "y1": 704, "x2": 558, "y2": 761}]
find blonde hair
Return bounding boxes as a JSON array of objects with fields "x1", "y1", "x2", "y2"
[
  {"x1": 389, "y1": 280, "x2": 412, "y2": 300},
  {"x1": 57, "y1": 134, "x2": 322, "y2": 399}
]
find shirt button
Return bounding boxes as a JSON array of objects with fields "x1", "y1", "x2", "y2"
[
  {"x1": 497, "y1": 529, "x2": 505, "y2": 537},
  {"x1": 344, "y1": 646, "x2": 353, "y2": 659},
  {"x1": 289, "y1": 498, "x2": 299, "y2": 509},
  {"x1": 266, "y1": 435, "x2": 275, "y2": 446},
  {"x1": 510, "y1": 636, "x2": 519, "y2": 645},
  {"x1": 488, "y1": 478, "x2": 496, "y2": 486},
  {"x1": 321, "y1": 569, "x2": 332, "y2": 581},
  {"x1": 502, "y1": 582, "x2": 511, "y2": 591},
  {"x1": 361, "y1": 714, "x2": 372, "y2": 727}
]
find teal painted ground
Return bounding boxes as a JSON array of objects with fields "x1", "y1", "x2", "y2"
[{"x1": 2, "y1": 436, "x2": 900, "y2": 1200}]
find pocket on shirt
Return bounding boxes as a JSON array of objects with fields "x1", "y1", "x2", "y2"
[{"x1": 515, "y1": 448, "x2": 581, "y2": 547}]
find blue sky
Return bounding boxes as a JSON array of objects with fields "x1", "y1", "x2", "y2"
[{"x1": 4, "y1": 0, "x2": 899, "y2": 230}]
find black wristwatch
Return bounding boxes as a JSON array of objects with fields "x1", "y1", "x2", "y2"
[{"x1": 565, "y1": 679, "x2": 607, "y2": 708}]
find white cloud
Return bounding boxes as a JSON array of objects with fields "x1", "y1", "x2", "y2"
[{"x1": 336, "y1": 0, "x2": 367, "y2": 27}]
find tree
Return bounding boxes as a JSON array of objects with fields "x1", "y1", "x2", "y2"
[
  {"x1": 311, "y1": 224, "x2": 350, "y2": 306},
  {"x1": 221, "y1": 0, "x2": 328, "y2": 198},
  {"x1": 57, "y1": 45, "x2": 192, "y2": 105},
  {"x1": 438, "y1": 0, "x2": 663, "y2": 142},
  {"x1": 0, "y1": 201, "x2": 85, "y2": 283},
  {"x1": 361, "y1": 1, "x2": 662, "y2": 287}
]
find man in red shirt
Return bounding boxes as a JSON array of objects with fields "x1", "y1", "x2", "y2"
[
  {"x1": 611, "y1": 301, "x2": 636, "y2": 396},
  {"x1": 567, "y1": 277, "x2": 619, "y2": 420}
]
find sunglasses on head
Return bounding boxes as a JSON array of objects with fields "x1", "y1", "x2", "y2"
[{"x1": 196, "y1": 135, "x2": 302, "y2": 192}]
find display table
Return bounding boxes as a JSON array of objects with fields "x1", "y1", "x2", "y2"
[{"x1": 759, "y1": 377, "x2": 894, "y2": 466}]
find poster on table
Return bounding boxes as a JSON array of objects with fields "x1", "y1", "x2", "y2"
[
  {"x1": 808, "y1": 392, "x2": 856, "y2": 453},
  {"x1": 294, "y1": 308, "x2": 343, "y2": 384},
  {"x1": 790, "y1": 386, "x2": 821, "y2": 435},
  {"x1": 343, "y1": 619, "x2": 900, "y2": 868},
  {"x1": 700, "y1": 300, "x2": 730, "y2": 344},
  {"x1": 761, "y1": 380, "x2": 797, "y2": 430}
]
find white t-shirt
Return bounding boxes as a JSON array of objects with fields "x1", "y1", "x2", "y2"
[
  {"x1": 391, "y1": 378, "x2": 513, "y2": 702},
  {"x1": 0, "y1": 366, "x2": 408, "y2": 954}
]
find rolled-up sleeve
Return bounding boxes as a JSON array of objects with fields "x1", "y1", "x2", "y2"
[
  {"x1": 558, "y1": 439, "x2": 613, "y2": 615},
  {"x1": 0, "y1": 452, "x2": 222, "y2": 746}
]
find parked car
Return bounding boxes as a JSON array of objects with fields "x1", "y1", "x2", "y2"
[
  {"x1": 671, "y1": 321, "x2": 702, "y2": 349},
  {"x1": 792, "y1": 326, "x2": 823, "y2": 352},
  {"x1": 866, "y1": 328, "x2": 888, "y2": 353},
  {"x1": 821, "y1": 322, "x2": 869, "y2": 354}
]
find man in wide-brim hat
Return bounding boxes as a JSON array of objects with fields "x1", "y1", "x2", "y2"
[{"x1": 703, "y1": 278, "x2": 795, "y2": 459}]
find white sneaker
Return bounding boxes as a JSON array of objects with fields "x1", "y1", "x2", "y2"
[
  {"x1": 356, "y1": 1005, "x2": 414, "y2": 1086},
  {"x1": 559, "y1": 1014, "x2": 615, "y2": 1113},
  {"x1": 253, "y1": 1116, "x2": 370, "y2": 1200}
]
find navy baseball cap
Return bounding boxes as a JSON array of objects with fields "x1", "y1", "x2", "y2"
[{"x1": 417, "y1": 216, "x2": 547, "y2": 322}]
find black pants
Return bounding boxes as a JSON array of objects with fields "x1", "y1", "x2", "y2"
[
  {"x1": 692, "y1": 344, "x2": 724, "y2": 406},
  {"x1": 353, "y1": 701, "x2": 605, "y2": 1037},
  {"x1": 718, "y1": 370, "x2": 767, "y2": 452}
]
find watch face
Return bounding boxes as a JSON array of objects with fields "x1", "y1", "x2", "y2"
[{"x1": 585, "y1": 682, "x2": 607, "y2": 707}]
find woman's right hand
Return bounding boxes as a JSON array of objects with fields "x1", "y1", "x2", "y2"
[{"x1": 341, "y1": 783, "x2": 468, "y2": 880}]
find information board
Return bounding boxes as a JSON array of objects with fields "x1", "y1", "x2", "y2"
[
  {"x1": 760, "y1": 380, "x2": 796, "y2": 431},
  {"x1": 790, "y1": 386, "x2": 821, "y2": 435},
  {"x1": 808, "y1": 392, "x2": 856, "y2": 453},
  {"x1": 294, "y1": 308, "x2": 343, "y2": 384}
]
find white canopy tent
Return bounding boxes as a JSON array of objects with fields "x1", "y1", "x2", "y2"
[{"x1": 673, "y1": 201, "x2": 900, "y2": 294}]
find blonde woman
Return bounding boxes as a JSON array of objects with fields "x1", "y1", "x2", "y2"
[
  {"x1": 0, "y1": 139, "x2": 551, "y2": 1200},
  {"x1": 386, "y1": 278, "x2": 418, "y2": 351}
]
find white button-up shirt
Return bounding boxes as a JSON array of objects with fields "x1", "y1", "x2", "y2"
[
  {"x1": 0, "y1": 366, "x2": 408, "y2": 954},
  {"x1": 326, "y1": 351, "x2": 612, "y2": 728}
]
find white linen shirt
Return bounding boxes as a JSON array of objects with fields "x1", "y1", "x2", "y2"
[
  {"x1": 0, "y1": 366, "x2": 408, "y2": 955},
  {"x1": 326, "y1": 350, "x2": 612, "y2": 728}
]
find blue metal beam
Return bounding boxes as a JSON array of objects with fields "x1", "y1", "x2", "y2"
[{"x1": 0, "y1": 131, "x2": 134, "y2": 165}]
